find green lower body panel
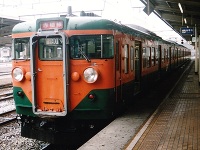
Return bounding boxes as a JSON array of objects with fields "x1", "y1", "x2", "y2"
[
  {"x1": 70, "y1": 88, "x2": 116, "y2": 120},
  {"x1": 13, "y1": 87, "x2": 118, "y2": 119},
  {"x1": 13, "y1": 87, "x2": 35, "y2": 116}
]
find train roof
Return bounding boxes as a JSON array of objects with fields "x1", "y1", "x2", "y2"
[
  {"x1": 126, "y1": 24, "x2": 158, "y2": 37},
  {"x1": 12, "y1": 21, "x2": 36, "y2": 34},
  {"x1": 66, "y1": 17, "x2": 163, "y2": 41},
  {"x1": 12, "y1": 17, "x2": 163, "y2": 41}
]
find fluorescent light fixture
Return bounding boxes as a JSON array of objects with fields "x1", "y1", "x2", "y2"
[
  {"x1": 178, "y1": 3, "x2": 183, "y2": 13},
  {"x1": 184, "y1": 18, "x2": 187, "y2": 24}
]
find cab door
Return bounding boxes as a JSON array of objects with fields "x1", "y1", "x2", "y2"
[{"x1": 31, "y1": 32, "x2": 68, "y2": 116}]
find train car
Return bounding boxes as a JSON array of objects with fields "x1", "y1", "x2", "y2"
[{"x1": 11, "y1": 16, "x2": 191, "y2": 143}]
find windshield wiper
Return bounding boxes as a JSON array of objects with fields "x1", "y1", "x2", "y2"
[{"x1": 78, "y1": 46, "x2": 91, "y2": 62}]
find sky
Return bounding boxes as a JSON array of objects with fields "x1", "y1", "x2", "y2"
[{"x1": 0, "y1": 0, "x2": 194, "y2": 49}]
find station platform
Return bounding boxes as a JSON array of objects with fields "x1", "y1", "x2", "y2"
[
  {"x1": 79, "y1": 61, "x2": 200, "y2": 150},
  {"x1": 125, "y1": 61, "x2": 200, "y2": 150}
]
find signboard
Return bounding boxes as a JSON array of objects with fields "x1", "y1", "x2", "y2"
[
  {"x1": 192, "y1": 37, "x2": 198, "y2": 42},
  {"x1": 41, "y1": 20, "x2": 63, "y2": 30},
  {"x1": 45, "y1": 38, "x2": 62, "y2": 45},
  {"x1": 180, "y1": 27, "x2": 194, "y2": 35}
]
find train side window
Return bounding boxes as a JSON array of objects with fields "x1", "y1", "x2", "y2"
[
  {"x1": 164, "y1": 49, "x2": 167, "y2": 62},
  {"x1": 171, "y1": 48, "x2": 173, "y2": 60},
  {"x1": 69, "y1": 35, "x2": 114, "y2": 59},
  {"x1": 103, "y1": 36, "x2": 114, "y2": 58},
  {"x1": 130, "y1": 46, "x2": 134, "y2": 71},
  {"x1": 162, "y1": 48, "x2": 165, "y2": 63},
  {"x1": 124, "y1": 44, "x2": 129, "y2": 74},
  {"x1": 146, "y1": 47, "x2": 151, "y2": 68},
  {"x1": 178, "y1": 48, "x2": 179, "y2": 58},
  {"x1": 39, "y1": 36, "x2": 63, "y2": 60},
  {"x1": 167, "y1": 49, "x2": 170, "y2": 62},
  {"x1": 182, "y1": 49, "x2": 183, "y2": 58},
  {"x1": 178, "y1": 49, "x2": 181, "y2": 58},
  {"x1": 180, "y1": 49, "x2": 182, "y2": 58},
  {"x1": 13, "y1": 38, "x2": 30, "y2": 59},
  {"x1": 176, "y1": 49, "x2": 178, "y2": 59},
  {"x1": 143, "y1": 47, "x2": 151, "y2": 68},
  {"x1": 155, "y1": 48, "x2": 159, "y2": 65},
  {"x1": 174, "y1": 48, "x2": 176, "y2": 59},
  {"x1": 182, "y1": 49, "x2": 184, "y2": 58},
  {"x1": 173, "y1": 49, "x2": 175, "y2": 60},
  {"x1": 142, "y1": 47, "x2": 146, "y2": 68},
  {"x1": 151, "y1": 47, "x2": 155, "y2": 66}
]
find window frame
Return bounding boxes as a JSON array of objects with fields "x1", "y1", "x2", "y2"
[{"x1": 69, "y1": 34, "x2": 114, "y2": 60}]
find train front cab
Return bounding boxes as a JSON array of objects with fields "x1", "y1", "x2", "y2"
[{"x1": 12, "y1": 21, "x2": 118, "y2": 143}]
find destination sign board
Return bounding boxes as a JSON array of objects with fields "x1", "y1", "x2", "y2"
[{"x1": 40, "y1": 20, "x2": 63, "y2": 30}]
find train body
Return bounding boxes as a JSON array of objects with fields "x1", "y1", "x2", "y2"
[{"x1": 11, "y1": 17, "x2": 191, "y2": 143}]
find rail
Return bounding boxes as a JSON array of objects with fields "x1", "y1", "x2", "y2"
[
  {"x1": 0, "y1": 110, "x2": 16, "y2": 126},
  {"x1": 0, "y1": 83, "x2": 12, "y2": 89}
]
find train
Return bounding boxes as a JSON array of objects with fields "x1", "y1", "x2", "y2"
[{"x1": 11, "y1": 16, "x2": 191, "y2": 144}]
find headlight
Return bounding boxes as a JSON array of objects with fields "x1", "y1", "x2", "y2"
[
  {"x1": 83, "y1": 67, "x2": 98, "y2": 83},
  {"x1": 13, "y1": 67, "x2": 24, "y2": 81}
]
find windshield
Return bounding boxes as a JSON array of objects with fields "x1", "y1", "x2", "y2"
[
  {"x1": 69, "y1": 35, "x2": 114, "y2": 59},
  {"x1": 38, "y1": 36, "x2": 63, "y2": 60},
  {"x1": 13, "y1": 38, "x2": 30, "y2": 59}
]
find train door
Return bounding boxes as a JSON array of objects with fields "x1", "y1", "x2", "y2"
[
  {"x1": 30, "y1": 32, "x2": 68, "y2": 116},
  {"x1": 115, "y1": 40, "x2": 122, "y2": 102},
  {"x1": 134, "y1": 41, "x2": 142, "y2": 95}
]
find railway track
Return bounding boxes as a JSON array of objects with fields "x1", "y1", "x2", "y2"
[
  {"x1": 0, "y1": 110, "x2": 16, "y2": 126},
  {"x1": 0, "y1": 83, "x2": 15, "y2": 126},
  {"x1": 0, "y1": 72, "x2": 11, "y2": 76},
  {"x1": 0, "y1": 83, "x2": 13, "y2": 102},
  {"x1": 0, "y1": 93, "x2": 13, "y2": 101},
  {"x1": 0, "y1": 83, "x2": 12, "y2": 89}
]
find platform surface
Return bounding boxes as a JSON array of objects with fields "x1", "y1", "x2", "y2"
[{"x1": 126, "y1": 62, "x2": 200, "y2": 150}]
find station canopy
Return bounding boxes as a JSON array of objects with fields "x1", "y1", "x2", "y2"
[
  {"x1": 0, "y1": 17, "x2": 23, "y2": 46},
  {"x1": 0, "y1": 18, "x2": 24, "y2": 36},
  {"x1": 0, "y1": 0, "x2": 200, "y2": 46},
  {"x1": 141, "y1": 0, "x2": 200, "y2": 42}
]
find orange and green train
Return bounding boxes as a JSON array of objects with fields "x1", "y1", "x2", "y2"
[{"x1": 11, "y1": 17, "x2": 191, "y2": 143}]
